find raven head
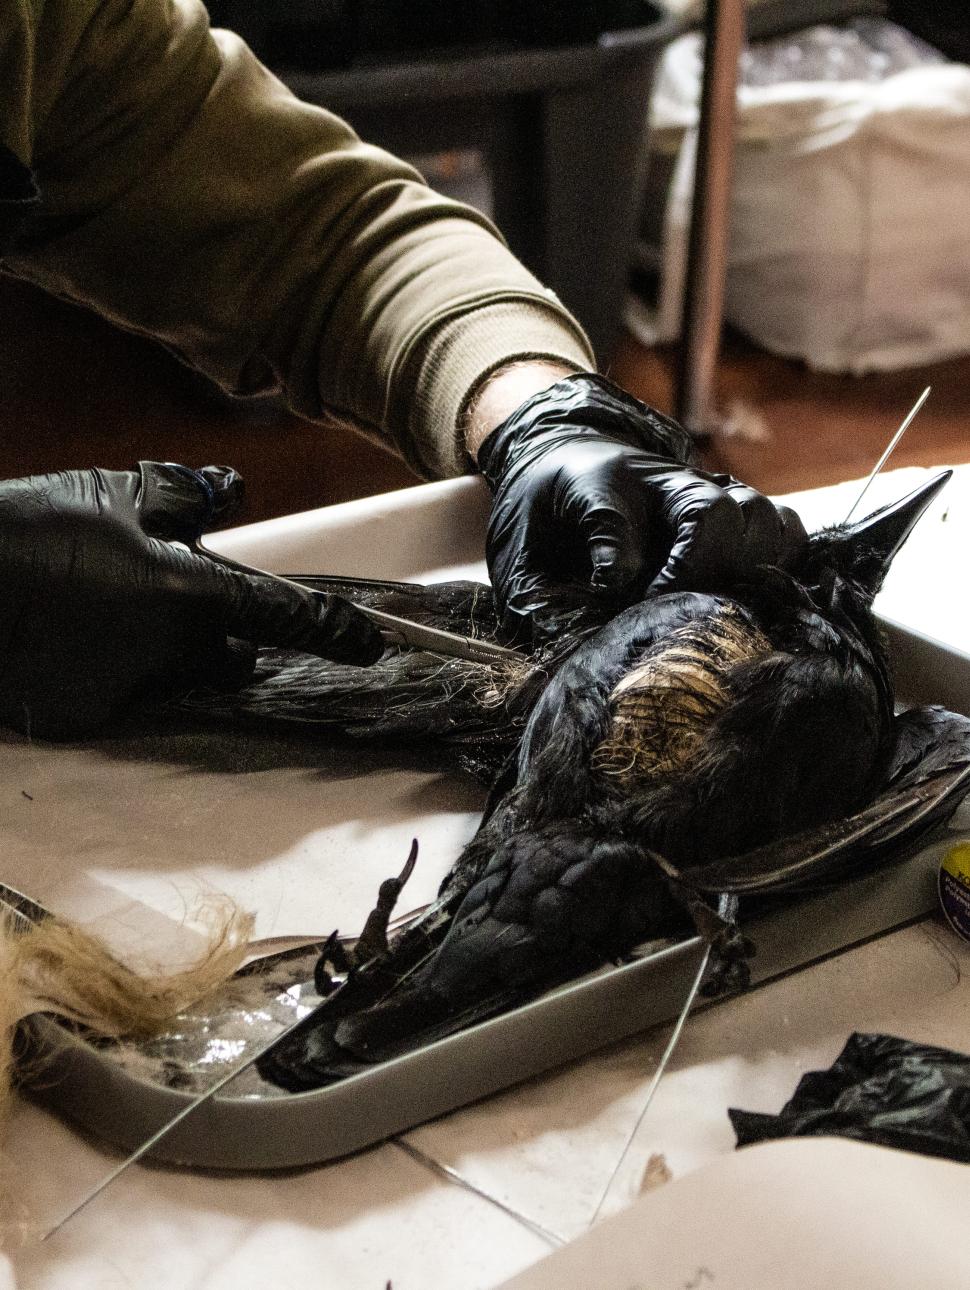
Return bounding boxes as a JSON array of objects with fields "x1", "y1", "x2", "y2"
[
  {"x1": 515, "y1": 471, "x2": 952, "y2": 865},
  {"x1": 793, "y1": 471, "x2": 951, "y2": 611}
]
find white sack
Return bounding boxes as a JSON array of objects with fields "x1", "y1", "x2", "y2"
[{"x1": 643, "y1": 29, "x2": 970, "y2": 375}]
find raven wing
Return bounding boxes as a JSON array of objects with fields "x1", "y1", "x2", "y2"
[{"x1": 665, "y1": 707, "x2": 970, "y2": 895}]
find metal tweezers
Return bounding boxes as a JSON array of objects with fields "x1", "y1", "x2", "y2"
[{"x1": 195, "y1": 540, "x2": 522, "y2": 666}]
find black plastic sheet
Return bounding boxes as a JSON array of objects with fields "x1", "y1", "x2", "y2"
[{"x1": 731, "y1": 1032, "x2": 970, "y2": 1164}]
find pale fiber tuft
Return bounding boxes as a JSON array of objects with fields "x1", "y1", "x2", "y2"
[
  {"x1": 0, "y1": 901, "x2": 252, "y2": 1247},
  {"x1": 592, "y1": 609, "x2": 773, "y2": 785}
]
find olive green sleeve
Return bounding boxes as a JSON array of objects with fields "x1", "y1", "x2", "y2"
[{"x1": 3, "y1": 0, "x2": 594, "y2": 478}]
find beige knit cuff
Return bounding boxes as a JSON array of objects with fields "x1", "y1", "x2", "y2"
[{"x1": 393, "y1": 298, "x2": 595, "y2": 479}]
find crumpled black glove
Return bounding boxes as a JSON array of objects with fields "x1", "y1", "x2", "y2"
[
  {"x1": 0, "y1": 461, "x2": 383, "y2": 737},
  {"x1": 479, "y1": 373, "x2": 808, "y2": 644}
]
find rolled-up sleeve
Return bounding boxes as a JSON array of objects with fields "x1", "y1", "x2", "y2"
[{"x1": 5, "y1": 0, "x2": 593, "y2": 477}]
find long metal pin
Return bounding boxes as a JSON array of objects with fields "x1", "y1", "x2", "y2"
[
  {"x1": 588, "y1": 940, "x2": 712, "y2": 1228},
  {"x1": 41, "y1": 1003, "x2": 323, "y2": 1242},
  {"x1": 392, "y1": 1138, "x2": 566, "y2": 1249},
  {"x1": 843, "y1": 387, "x2": 931, "y2": 523}
]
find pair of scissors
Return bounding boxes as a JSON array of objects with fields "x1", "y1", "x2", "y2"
[{"x1": 194, "y1": 538, "x2": 523, "y2": 666}]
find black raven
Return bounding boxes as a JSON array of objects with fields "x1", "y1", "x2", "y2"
[{"x1": 183, "y1": 472, "x2": 970, "y2": 1089}]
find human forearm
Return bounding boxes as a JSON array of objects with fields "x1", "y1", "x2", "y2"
[
  {"x1": 463, "y1": 360, "x2": 583, "y2": 462},
  {"x1": 7, "y1": 0, "x2": 593, "y2": 479}
]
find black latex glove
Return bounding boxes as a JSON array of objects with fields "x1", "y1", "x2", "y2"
[
  {"x1": 0, "y1": 461, "x2": 383, "y2": 737},
  {"x1": 479, "y1": 373, "x2": 808, "y2": 644}
]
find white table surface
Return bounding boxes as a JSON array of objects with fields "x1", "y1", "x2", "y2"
[{"x1": 6, "y1": 465, "x2": 970, "y2": 1289}]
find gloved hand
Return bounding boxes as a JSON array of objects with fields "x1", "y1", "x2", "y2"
[
  {"x1": 0, "y1": 461, "x2": 383, "y2": 737},
  {"x1": 479, "y1": 373, "x2": 808, "y2": 644}
]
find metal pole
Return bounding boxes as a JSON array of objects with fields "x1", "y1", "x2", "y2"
[{"x1": 675, "y1": 0, "x2": 746, "y2": 436}]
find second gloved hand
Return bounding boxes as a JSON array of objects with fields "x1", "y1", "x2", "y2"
[
  {"x1": 0, "y1": 461, "x2": 383, "y2": 737},
  {"x1": 479, "y1": 374, "x2": 808, "y2": 644}
]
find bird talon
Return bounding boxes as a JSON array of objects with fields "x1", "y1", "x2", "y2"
[
  {"x1": 352, "y1": 838, "x2": 420, "y2": 967},
  {"x1": 313, "y1": 929, "x2": 352, "y2": 996},
  {"x1": 701, "y1": 955, "x2": 751, "y2": 998}
]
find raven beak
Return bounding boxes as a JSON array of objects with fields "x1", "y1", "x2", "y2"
[{"x1": 843, "y1": 469, "x2": 952, "y2": 585}]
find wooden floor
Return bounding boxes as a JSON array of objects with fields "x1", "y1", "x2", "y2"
[
  {"x1": 4, "y1": 273, "x2": 970, "y2": 523},
  {"x1": 611, "y1": 328, "x2": 970, "y2": 495}
]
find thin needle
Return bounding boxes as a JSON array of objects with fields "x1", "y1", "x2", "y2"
[
  {"x1": 843, "y1": 386, "x2": 931, "y2": 523},
  {"x1": 395, "y1": 942, "x2": 711, "y2": 1247},
  {"x1": 41, "y1": 1002, "x2": 321, "y2": 1242},
  {"x1": 588, "y1": 940, "x2": 711, "y2": 1228},
  {"x1": 392, "y1": 1138, "x2": 566, "y2": 1248}
]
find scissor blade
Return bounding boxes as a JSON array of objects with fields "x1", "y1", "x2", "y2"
[
  {"x1": 194, "y1": 542, "x2": 522, "y2": 666},
  {"x1": 354, "y1": 604, "x2": 522, "y2": 664}
]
